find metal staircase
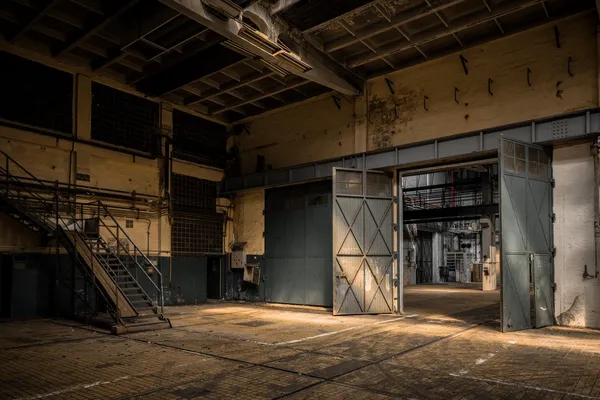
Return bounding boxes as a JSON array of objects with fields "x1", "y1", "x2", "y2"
[{"x1": 0, "y1": 150, "x2": 170, "y2": 334}]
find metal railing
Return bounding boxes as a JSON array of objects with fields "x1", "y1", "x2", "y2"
[
  {"x1": 75, "y1": 201, "x2": 164, "y2": 313},
  {"x1": 0, "y1": 149, "x2": 164, "y2": 319}
]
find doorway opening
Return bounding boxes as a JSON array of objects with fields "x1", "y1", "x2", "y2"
[
  {"x1": 207, "y1": 256, "x2": 222, "y2": 300},
  {"x1": 400, "y1": 162, "x2": 501, "y2": 324},
  {"x1": 0, "y1": 254, "x2": 12, "y2": 319}
]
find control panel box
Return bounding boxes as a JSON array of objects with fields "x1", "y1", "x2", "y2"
[{"x1": 231, "y1": 250, "x2": 247, "y2": 269}]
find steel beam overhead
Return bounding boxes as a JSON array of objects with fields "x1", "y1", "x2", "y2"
[
  {"x1": 222, "y1": 108, "x2": 600, "y2": 193},
  {"x1": 212, "y1": 78, "x2": 308, "y2": 114},
  {"x1": 186, "y1": 70, "x2": 275, "y2": 105},
  {"x1": 8, "y1": 0, "x2": 58, "y2": 43},
  {"x1": 93, "y1": 12, "x2": 181, "y2": 71},
  {"x1": 137, "y1": 41, "x2": 243, "y2": 96},
  {"x1": 159, "y1": 0, "x2": 360, "y2": 96},
  {"x1": 323, "y1": 0, "x2": 468, "y2": 52},
  {"x1": 53, "y1": 0, "x2": 140, "y2": 57},
  {"x1": 348, "y1": 0, "x2": 544, "y2": 68}
]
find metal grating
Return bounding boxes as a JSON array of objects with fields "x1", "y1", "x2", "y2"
[
  {"x1": 172, "y1": 174, "x2": 223, "y2": 255},
  {"x1": 91, "y1": 82, "x2": 159, "y2": 154},
  {"x1": 0, "y1": 52, "x2": 73, "y2": 134},
  {"x1": 172, "y1": 110, "x2": 227, "y2": 168}
]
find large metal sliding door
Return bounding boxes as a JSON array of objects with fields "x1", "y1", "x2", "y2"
[
  {"x1": 332, "y1": 168, "x2": 394, "y2": 315},
  {"x1": 500, "y1": 138, "x2": 554, "y2": 332},
  {"x1": 264, "y1": 182, "x2": 332, "y2": 307}
]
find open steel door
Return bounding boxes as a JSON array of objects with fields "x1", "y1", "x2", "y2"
[
  {"x1": 332, "y1": 168, "x2": 394, "y2": 315},
  {"x1": 500, "y1": 138, "x2": 554, "y2": 332}
]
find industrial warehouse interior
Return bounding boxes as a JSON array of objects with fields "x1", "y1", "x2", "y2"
[{"x1": 1, "y1": 0, "x2": 600, "y2": 398}]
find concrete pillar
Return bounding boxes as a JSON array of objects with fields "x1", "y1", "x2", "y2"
[
  {"x1": 74, "y1": 74, "x2": 92, "y2": 189},
  {"x1": 354, "y1": 94, "x2": 367, "y2": 153},
  {"x1": 159, "y1": 103, "x2": 173, "y2": 268},
  {"x1": 75, "y1": 74, "x2": 92, "y2": 140}
]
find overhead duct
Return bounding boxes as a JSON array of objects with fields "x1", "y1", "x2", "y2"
[{"x1": 203, "y1": 0, "x2": 242, "y2": 19}]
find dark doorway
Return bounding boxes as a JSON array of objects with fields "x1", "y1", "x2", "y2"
[
  {"x1": 0, "y1": 254, "x2": 13, "y2": 318},
  {"x1": 207, "y1": 257, "x2": 222, "y2": 299}
]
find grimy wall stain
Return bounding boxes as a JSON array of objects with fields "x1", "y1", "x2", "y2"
[{"x1": 367, "y1": 86, "x2": 418, "y2": 150}]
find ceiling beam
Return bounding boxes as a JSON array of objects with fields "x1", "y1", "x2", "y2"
[
  {"x1": 159, "y1": 0, "x2": 360, "y2": 96},
  {"x1": 93, "y1": 12, "x2": 181, "y2": 71},
  {"x1": 8, "y1": 0, "x2": 59, "y2": 43},
  {"x1": 137, "y1": 41, "x2": 244, "y2": 96},
  {"x1": 212, "y1": 78, "x2": 308, "y2": 114},
  {"x1": 324, "y1": 0, "x2": 468, "y2": 53},
  {"x1": 269, "y1": 0, "x2": 303, "y2": 15},
  {"x1": 53, "y1": 0, "x2": 140, "y2": 57},
  {"x1": 186, "y1": 70, "x2": 274, "y2": 105},
  {"x1": 348, "y1": 0, "x2": 545, "y2": 68}
]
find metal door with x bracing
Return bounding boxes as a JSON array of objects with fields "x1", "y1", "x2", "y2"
[
  {"x1": 500, "y1": 138, "x2": 554, "y2": 332},
  {"x1": 332, "y1": 168, "x2": 394, "y2": 315}
]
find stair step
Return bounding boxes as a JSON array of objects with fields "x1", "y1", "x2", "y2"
[{"x1": 122, "y1": 287, "x2": 142, "y2": 293}]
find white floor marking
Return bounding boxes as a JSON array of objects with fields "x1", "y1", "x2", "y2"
[
  {"x1": 449, "y1": 374, "x2": 600, "y2": 399},
  {"x1": 274, "y1": 314, "x2": 418, "y2": 345},
  {"x1": 16, "y1": 376, "x2": 130, "y2": 400}
]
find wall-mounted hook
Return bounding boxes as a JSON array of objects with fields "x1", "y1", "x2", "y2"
[
  {"x1": 556, "y1": 80, "x2": 563, "y2": 99},
  {"x1": 424, "y1": 95, "x2": 429, "y2": 111},
  {"x1": 568, "y1": 56, "x2": 573, "y2": 77},
  {"x1": 488, "y1": 78, "x2": 494, "y2": 96},
  {"x1": 385, "y1": 78, "x2": 395, "y2": 95},
  {"x1": 554, "y1": 25, "x2": 560, "y2": 48},
  {"x1": 527, "y1": 68, "x2": 532, "y2": 86},
  {"x1": 454, "y1": 87, "x2": 459, "y2": 104},
  {"x1": 459, "y1": 55, "x2": 469, "y2": 76},
  {"x1": 331, "y1": 95, "x2": 342, "y2": 110}
]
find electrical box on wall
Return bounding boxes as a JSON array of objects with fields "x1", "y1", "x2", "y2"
[
  {"x1": 243, "y1": 265, "x2": 261, "y2": 285},
  {"x1": 231, "y1": 250, "x2": 246, "y2": 269}
]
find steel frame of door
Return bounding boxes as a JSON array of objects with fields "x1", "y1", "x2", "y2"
[
  {"x1": 499, "y1": 137, "x2": 554, "y2": 332},
  {"x1": 332, "y1": 168, "x2": 395, "y2": 315}
]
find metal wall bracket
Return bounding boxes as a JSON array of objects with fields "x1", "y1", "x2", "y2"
[
  {"x1": 459, "y1": 54, "x2": 469, "y2": 75},
  {"x1": 385, "y1": 78, "x2": 395, "y2": 95},
  {"x1": 568, "y1": 56, "x2": 573, "y2": 77},
  {"x1": 454, "y1": 87, "x2": 459, "y2": 104},
  {"x1": 488, "y1": 78, "x2": 494, "y2": 96},
  {"x1": 424, "y1": 95, "x2": 429, "y2": 111},
  {"x1": 554, "y1": 25, "x2": 560, "y2": 48},
  {"x1": 527, "y1": 68, "x2": 532, "y2": 86}
]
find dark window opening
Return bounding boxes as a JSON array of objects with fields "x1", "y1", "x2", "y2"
[
  {"x1": 91, "y1": 82, "x2": 159, "y2": 154},
  {"x1": 0, "y1": 52, "x2": 73, "y2": 134},
  {"x1": 172, "y1": 110, "x2": 227, "y2": 168}
]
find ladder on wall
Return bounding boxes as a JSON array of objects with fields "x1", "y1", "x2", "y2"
[{"x1": 0, "y1": 150, "x2": 170, "y2": 334}]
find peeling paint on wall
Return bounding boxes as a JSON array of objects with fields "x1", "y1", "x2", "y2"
[
  {"x1": 556, "y1": 295, "x2": 585, "y2": 327},
  {"x1": 367, "y1": 87, "x2": 418, "y2": 150}
]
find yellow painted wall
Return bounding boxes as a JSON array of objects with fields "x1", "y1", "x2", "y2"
[
  {"x1": 0, "y1": 126, "x2": 223, "y2": 255},
  {"x1": 238, "y1": 95, "x2": 356, "y2": 174},
  {"x1": 232, "y1": 190, "x2": 264, "y2": 254},
  {"x1": 366, "y1": 12, "x2": 598, "y2": 150}
]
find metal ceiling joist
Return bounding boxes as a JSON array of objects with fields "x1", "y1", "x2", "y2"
[
  {"x1": 324, "y1": 0, "x2": 468, "y2": 53},
  {"x1": 53, "y1": 0, "x2": 140, "y2": 57},
  {"x1": 348, "y1": 0, "x2": 545, "y2": 68},
  {"x1": 212, "y1": 78, "x2": 308, "y2": 114},
  {"x1": 93, "y1": 12, "x2": 181, "y2": 71},
  {"x1": 137, "y1": 39, "x2": 243, "y2": 96},
  {"x1": 8, "y1": 0, "x2": 58, "y2": 43},
  {"x1": 269, "y1": 0, "x2": 303, "y2": 15},
  {"x1": 186, "y1": 70, "x2": 274, "y2": 105},
  {"x1": 159, "y1": 0, "x2": 360, "y2": 96}
]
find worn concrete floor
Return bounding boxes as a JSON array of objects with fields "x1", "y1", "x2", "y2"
[{"x1": 1, "y1": 284, "x2": 599, "y2": 399}]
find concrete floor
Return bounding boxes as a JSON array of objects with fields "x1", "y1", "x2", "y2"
[{"x1": 1, "y1": 284, "x2": 599, "y2": 399}]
